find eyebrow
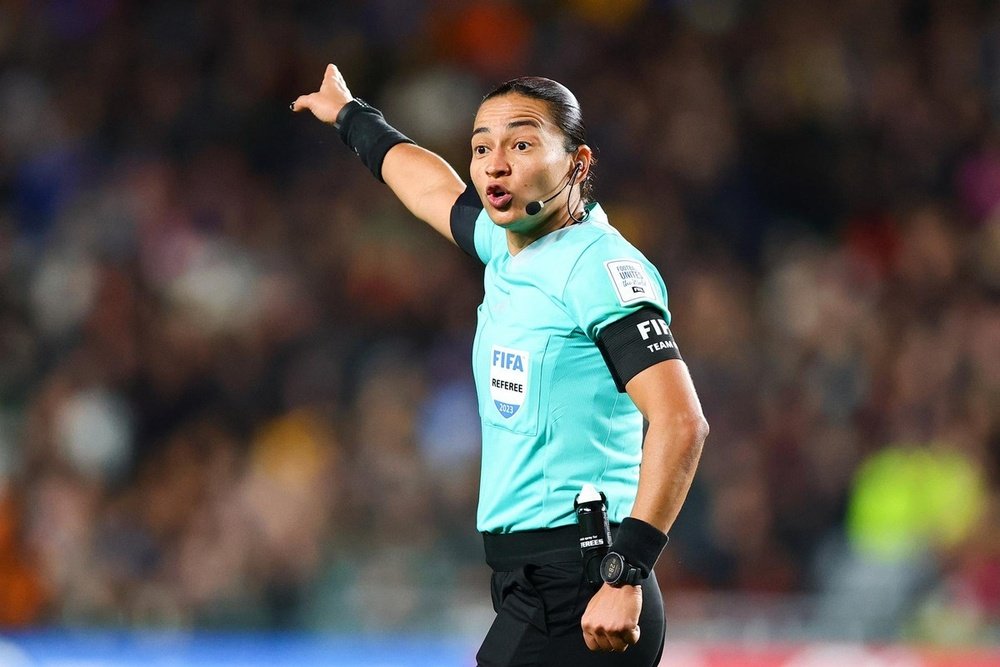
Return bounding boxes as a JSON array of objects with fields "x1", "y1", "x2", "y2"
[{"x1": 472, "y1": 119, "x2": 542, "y2": 136}]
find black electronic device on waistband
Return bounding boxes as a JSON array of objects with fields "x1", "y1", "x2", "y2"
[{"x1": 574, "y1": 485, "x2": 612, "y2": 585}]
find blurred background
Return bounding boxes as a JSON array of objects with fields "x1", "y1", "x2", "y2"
[{"x1": 0, "y1": 0, "x2": 998, "y2": 664}]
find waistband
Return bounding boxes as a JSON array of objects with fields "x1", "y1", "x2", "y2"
[{"x1": 482, "y1": 523, "x2": 619, "y2": 571}]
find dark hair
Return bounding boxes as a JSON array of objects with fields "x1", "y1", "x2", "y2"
[{"x1": 483, "y1": 77, "x2": 595, "y2": 201}]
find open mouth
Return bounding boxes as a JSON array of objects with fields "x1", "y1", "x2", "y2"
[{"x1": 486, "y1": 185, "x2": 513, "y2": 209}]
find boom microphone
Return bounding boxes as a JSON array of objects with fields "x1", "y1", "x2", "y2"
[
  {"x1": 525, "y1": 191, "x2": 560, "y2": 215},
  {"x1": 526, "y1": 162, "x2": 582, "y2": 216}
]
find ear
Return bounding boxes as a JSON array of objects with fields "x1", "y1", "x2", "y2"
[{"x1": 572, "y1": 145, "x2": 593, "y2": 183}]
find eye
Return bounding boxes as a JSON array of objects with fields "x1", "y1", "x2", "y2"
[
  {"x1": 515, "y1": 141, "x2": 530, "y2": 151},
  {"x1": 474, "y1": 145, "x2": 489, "y2": 156}
]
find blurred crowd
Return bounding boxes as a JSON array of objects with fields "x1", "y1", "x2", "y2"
[{"x1": 0, "y1": 0, "x2": 997, "y2": 643}]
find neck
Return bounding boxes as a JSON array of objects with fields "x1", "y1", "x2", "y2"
[{"x1": 506, "y1": 206, "x2": 583, "y2": 255}]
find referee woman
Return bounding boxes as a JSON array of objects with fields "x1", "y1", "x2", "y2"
[{"x1": 293, "y1": 65, "x2": 708, "y2": 666}]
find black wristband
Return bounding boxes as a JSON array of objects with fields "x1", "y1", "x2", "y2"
[
  {"x1": 336, "y1": 99, "x2": 415, "y2": 183},
  {"x1": 613, "y1": 518, "x2": 669, "y2": 579}
]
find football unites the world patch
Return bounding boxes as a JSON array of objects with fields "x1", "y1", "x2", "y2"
[
  {"x1": 604, "y1": 259, "x2": 653, "y2": 306},
  {"x1": 490, "y1": 345, "x2": 529, "y2": 418}
]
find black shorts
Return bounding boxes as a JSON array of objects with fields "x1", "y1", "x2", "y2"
[{"x1": 477, "y1": 527, "x2": 665, "y2": 667}]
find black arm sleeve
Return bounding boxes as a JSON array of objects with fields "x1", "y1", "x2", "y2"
[
  {"x1": 335, "y1": 100, "x2": 415, "y2": 183},
  {"x1": 597, "y1": 307, "x2": 683, "y2": 392},
  {"x1": 450, "y1": 184, "x2": 483, "y2": 262}
]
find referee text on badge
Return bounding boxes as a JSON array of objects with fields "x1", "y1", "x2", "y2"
[{"x1": 490, "y1": 346, "x2": 530, "y2": 418}]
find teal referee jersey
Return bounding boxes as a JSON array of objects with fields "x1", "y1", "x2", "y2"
[{"x1": 454, "y1": 194, "x2": 672, "y2": 534}]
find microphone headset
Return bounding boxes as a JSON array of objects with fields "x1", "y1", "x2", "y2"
[{"x1": 525, "y1": 161, "x2": 584, "y2": 218}]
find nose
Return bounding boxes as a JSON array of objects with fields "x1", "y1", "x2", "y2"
[{"x1": 485, "y1": 148, "x2": 510, "y2": 178}]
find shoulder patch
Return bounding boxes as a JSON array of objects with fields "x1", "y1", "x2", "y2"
[{"x1": 604, "y1": 259, "x2": 654, "y2": 306}]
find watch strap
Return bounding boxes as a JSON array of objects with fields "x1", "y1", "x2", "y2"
[{"x1": 620, "y1": 560, "x2": 642, "y2": 586}]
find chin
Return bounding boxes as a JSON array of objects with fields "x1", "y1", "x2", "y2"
[{"x1": 486, "y1": 209, "x2": 522, "y2": 228}]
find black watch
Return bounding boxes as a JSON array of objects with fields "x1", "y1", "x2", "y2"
[{"x1": 600, "y1": 551, "x2": 642, "y2": 587}]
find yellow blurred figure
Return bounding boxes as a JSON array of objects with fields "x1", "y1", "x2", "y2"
[{"x1": 847, "y1": 445, "x2": 986, "y2": 561}]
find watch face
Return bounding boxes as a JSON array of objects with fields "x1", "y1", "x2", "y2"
[{"x1": 602, "y1": 553, "x2": 624, "y2": 583}]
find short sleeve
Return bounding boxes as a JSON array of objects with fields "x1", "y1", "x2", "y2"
[{"x1": 562, "y1": 237, "x2": 669, "y2": 340}]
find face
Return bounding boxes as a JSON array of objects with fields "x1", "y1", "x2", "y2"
[{"x1": 470, "y1": 94, "x2": 581, "y2": 232}]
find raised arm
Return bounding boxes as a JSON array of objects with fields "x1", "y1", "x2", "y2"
[{"x1": 292, "y1": 64, "x2": 468, "y2": 243}]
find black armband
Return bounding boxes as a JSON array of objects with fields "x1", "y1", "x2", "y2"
[
  {"x1": 450, "y1": 184, "x2": 484, "y2": 261},
  {"x1": 613, "y1": 517, "x2": 669, "y2": 579},
  {"x1": 597, "y1": 307, "x2": 682, "y2": 392},
  {"x1": 336, "y1": 99, "x2": 415, "y2": 183}
]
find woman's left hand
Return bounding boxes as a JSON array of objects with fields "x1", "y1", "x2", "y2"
[{"x1": 581, "y1": 583, "x2": 642, "y2": 652}]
